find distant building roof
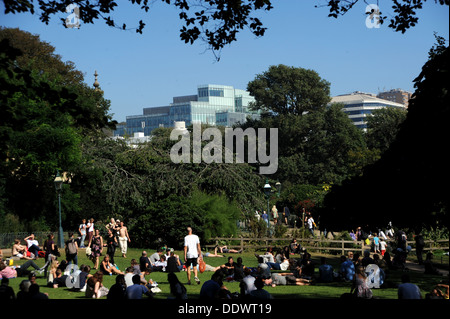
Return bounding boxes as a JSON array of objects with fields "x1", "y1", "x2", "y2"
[{"x1": 331, "y1": 92, "x2": 405, "y2": 108}]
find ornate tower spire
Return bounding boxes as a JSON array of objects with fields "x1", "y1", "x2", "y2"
[{"x1": 93, "y1": 70, "x2": 101, "y2": 92}]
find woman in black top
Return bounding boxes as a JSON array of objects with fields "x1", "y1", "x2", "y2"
[
  {"x1": 233, "y1": 257, "x2": 246, "y2": 282},
  {"x1": 105, "y1": 229, "x2": 118, "y2": 265}
]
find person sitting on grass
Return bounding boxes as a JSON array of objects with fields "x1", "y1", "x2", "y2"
[
  {"x1": 107, "y1": 274, "x2": 127, "y2": 300},
  {"x1": 152, "y1": 255, "x2": 167, "y2": 272},
  {"x1": 233, "y1": 257, "x2": 247, "y2": 282},
  {"x1": 167, "y1": 251, "x2": 184, "y2": 272},
  {"x1": 85, "y1": 271, "x2": 109, "y2": 299},
  {"x1": 423, "y1": 252, "x2": 442, "y2": 276},
  {"x1": 77, "y1": 264, "x2": 92, "y2": 292},
  {"x1": 240, "y1": 268, "x2": 257, "y2": 296},
  {"x1": 256, "y1": 257, "x2": 271, "y2": 280},
  {"x1": 139, "y1": 251, "x2": 151, "y2": 272},
  {"x1": 338, "y1": 255, "x2": 356, "y2": 282},
  {"x1": 168, "y1": 272, "x2": 188, "y2": 300},
  {"x1": 51, "y1": 268, "x2": 69, "y2": 288},
  {"x1": 12, "y1": 239, "x2": 34, "y2": 260},
  {"x1": 220, "y1": 256, "x2": 236, "y2": 281},
  {"x1": 126, "y1": 274, "x2": 153, "y2": 299},
  {"x1": 249, "y1": 277, "x2": 273, "y2": 300},
  {"x1": 300, "y1": 253, "x2": 315, "y2": 279},
  {"x1": 200, "y1": 269, "x2": 225, "y2": 300},
  {"x1": 29, "y1": 283, "x2": 49, "y2": 299},
  {"x1": 24, "y1": 234, "x2": 41, "y2": 260},
  {"x1": 266, "y1": 256, "x2": 290, "y2": 271},
  {"x1": 101, "y1": 255, "x2": 124, "y2": 276},
  {"x1": 0, "y1": 278, "x2": 15, "y2": 299},
  {"x1": 290, "y1": 239, "x2": 301, "y2": 255},
  {"x1": 318, "y1": 257, "x2": 335, "y2": 283}
]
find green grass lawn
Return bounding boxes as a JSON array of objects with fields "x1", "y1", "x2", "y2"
[{"x1": 4, "y1": 248, "x2": 447, "y2": 300}]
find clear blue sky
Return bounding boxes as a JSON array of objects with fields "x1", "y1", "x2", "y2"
[{"x1": 1, "y1": 1, "x2": 448, "y2": 122}]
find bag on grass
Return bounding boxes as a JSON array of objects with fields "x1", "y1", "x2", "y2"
[{"x1": 199, "y1": 259, "x2": 206, "y2": 273}]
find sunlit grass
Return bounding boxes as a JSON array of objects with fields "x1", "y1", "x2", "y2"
[{"x1": 5, "y1": 248, "x2": 446, "y2": 300}]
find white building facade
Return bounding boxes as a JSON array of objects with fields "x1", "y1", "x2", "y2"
[{"x1": 330, "y1": 91, "x2": 406, "y2": 129}]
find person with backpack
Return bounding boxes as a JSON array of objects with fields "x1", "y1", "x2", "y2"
[{"x1": 65, "y1": 232, "x2": 79, "y2": 266}]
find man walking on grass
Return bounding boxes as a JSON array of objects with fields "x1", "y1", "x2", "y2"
[{"x1": 184, "y1": 227, "x2": 201, "y2": 285}]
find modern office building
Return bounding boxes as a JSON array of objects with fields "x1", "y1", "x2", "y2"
[
  {"x1": 114, "y1": 84, "x2": 259, "y2": 137},
  {"x1": 330, "y1": 91, "x2": 406, "y2": 129},
  {"x1": 377, "y1": 88, "x2": 412, "y2": 108}
]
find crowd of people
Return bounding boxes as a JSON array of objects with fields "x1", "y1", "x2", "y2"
[{"x1": 0, "y1": 221, "x2": 448, "y2": 300}]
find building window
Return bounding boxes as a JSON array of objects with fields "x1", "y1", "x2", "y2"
[
  {"x1": 198, "y1": 88, "x2": 208, "y2": 98},
  {"x1": 209, "y1": 88, "x2": 224, "y2": 97}
]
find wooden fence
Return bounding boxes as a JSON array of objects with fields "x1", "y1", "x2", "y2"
[{"x1": 205, "y1": 237, "x2": 449, "y2": 256}]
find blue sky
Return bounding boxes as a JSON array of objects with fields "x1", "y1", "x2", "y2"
[{"x1": 1, "y1": 1, "x2": 448, "y2": 122}]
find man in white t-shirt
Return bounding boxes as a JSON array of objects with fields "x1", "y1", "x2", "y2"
[
  {"x1": 307, "y1": 215, "x2": 315, "y2": 238},
  {"x1": 184, "y1": 227, "x2": 201, "y2": 285},
  {"x1": 24, "y1": 234, "x2": 40, "y2": 259}
]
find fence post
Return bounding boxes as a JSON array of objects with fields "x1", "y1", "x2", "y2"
[
  {"x1": 361, "y1": 240, "x2": 364, "y2": 255},
  {"x1": 341, "y1": 239, "x2": 344, "y2": 256},
  {"x1": 240, "y1": 238, "x2": 244, "y2": 252}
]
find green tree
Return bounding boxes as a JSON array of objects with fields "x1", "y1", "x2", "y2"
[
  {"x1": 365, "y1": 107, "x2": 407, "y2": 153},
  {"x1": 247, "y1": 64, "x2": 331, "y2": 116},
  {"x1": 240, "y1": 103, "x2": 366, "y2": 186},
  {"x1": 0, "y1": 27, "x2": 84, "y2": 87},
  {"x1": 0, "y1": 39, "x2": 82, "y2": 227},
  {"x1": 132, "y1": 188, "x2": 241, "y2": 248},
  {"x1": 0, "y1": 27, "x2": 117, "y2": 136},
  {"x1": 0, "y1": 29, "x2": 116, "y2": 231},
  {"x1": 133, "y1": 193, "x2": 206, "y2": 248},
  {"x1": 74, "y1": 124, "x2": 267, "y2": 243}
]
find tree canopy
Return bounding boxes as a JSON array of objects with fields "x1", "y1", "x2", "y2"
[
  {"x1": 365, "y1": 107, "x2": 407, "y2": 154},
  {"x1": 0, "y1": 28, "x2": 116, "y2": 230},
  {"x1": 241, "y1": 65, "x2": 366, "y2": 187},
  {"x1": 247, "y1": 64, "x2": 331, "y2": 116}
]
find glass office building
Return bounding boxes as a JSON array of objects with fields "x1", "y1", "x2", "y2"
[
  {"x1": 115, "y1": 84, "x2": 259, "y2": 137},
  {"x1": 330, "y1": 91, "x2": 406, "y2": 129}
]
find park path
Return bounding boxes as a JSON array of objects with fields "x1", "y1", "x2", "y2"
[{"x1": 405, "y1": 259, "x2": 449, "y2": 276}]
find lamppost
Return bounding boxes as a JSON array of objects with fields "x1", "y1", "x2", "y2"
[
  {"x1": 263, "y1": 180, "x2": 271, "y2": 237},
  {"x1": 275, "y1": 182, "x2": 281, "y2": 196},
  {"x1": 54, "y1": 170, "x2": 64, "y2": 248},
  {"x1": 263, "y1": 179, "x2": 282, "y2": 237}
]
